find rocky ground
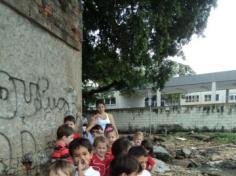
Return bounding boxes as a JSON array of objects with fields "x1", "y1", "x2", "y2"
[{"x1": 144, "y1": 132, "x2": 236, "y2": 176}]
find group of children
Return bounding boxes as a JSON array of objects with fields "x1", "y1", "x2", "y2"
[{"x1": 48, "y1": 115, "x2": 156, "y2": 176}]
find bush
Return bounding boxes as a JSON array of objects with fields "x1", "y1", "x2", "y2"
[{"x1": 201, "y1": 126, "x2": 210, "y2": 132}]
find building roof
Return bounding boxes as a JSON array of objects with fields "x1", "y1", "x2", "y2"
[{"x1": 162, "y1": 70, "x2": 236, "y2": 94}]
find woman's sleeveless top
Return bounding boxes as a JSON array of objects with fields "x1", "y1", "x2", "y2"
[{"x1": 96, "y1": 113, "x2": 110, "y2": 130}]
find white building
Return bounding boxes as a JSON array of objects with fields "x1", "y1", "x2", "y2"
[{"x1": 103, "y1": 70, "x2": 236, "y2": 109}]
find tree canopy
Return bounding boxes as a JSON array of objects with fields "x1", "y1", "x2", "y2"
[{"x1": 82, "y1": 0, "x2": 217, "y2": 99}]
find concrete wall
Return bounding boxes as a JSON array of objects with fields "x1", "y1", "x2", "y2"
[
  {"x1": 0, "y1": 1, "x2": 81, "y2": 175},
  {"x1": 109, "y1": 104, "x2": 236, "y2": 132}
]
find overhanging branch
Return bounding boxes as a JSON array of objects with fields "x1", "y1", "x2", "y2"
[{"x1": 83, "y1": 80, "x2": 119, "y2": 97}]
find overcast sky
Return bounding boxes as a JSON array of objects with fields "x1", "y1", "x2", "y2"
[{"x1": 172, "y1": 0, "x2": 236, "y2": 74}]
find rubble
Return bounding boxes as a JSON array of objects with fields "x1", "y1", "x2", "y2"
[{"x1": 149, "y1": 133, "x2": 236, "y2": 176}]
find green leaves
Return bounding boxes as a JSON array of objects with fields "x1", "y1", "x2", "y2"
[{"x1": 82, "y1": 0, "x2": 217, "y2": 100}]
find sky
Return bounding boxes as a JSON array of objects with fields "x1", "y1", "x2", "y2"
[{"x1": 172, "y1": 0, "x2": 236, "y2": 74}]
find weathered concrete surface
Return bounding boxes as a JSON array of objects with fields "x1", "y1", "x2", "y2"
[
  {"x1": 0, "y1": 1, "x2": 81, "y2": 175},
  {"x1": 1, "y1": 0, "x2": 82, "y2": 50}
]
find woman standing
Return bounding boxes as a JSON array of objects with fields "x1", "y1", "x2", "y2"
[{"x1": 87, "y1": 99, "x2": 119, "y2": 136}]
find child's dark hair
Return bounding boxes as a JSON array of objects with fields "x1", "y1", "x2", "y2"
[
  {"x1": 64, "y1": 115, "x2": 76, "y2": 124},
  {"x1": 96, "y1": 99, "x2": 105, "y2": 107},
  {"x1": 69, "y1": 138, "x2": 92, "y2": 156},
  {"x1": 90, "y1": 124, "x2": 103, "y2": 134},
  {"x1": 112, "y1": 137, "x2": 132, "y2": 158},
  {"x1": 128, "y1": 146, "x2": 148, "y2": 158},
  {"x1": 93, "y1": 136, "x2": 107, "y2": 148},
  {"x1": 56, "y1": 124, "x2": 74, "y2": 140},
  {"x1": 141, "y1": 139, "x2": 154, "y2": 156},
  {"x1": 110, "y1": 154, "x2": 142, "y2": 176}
]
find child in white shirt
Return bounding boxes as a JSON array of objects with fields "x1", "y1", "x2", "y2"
[
  {"x1": 128, "y1": 146, "x2": 151, "y2": 176},
  {"x1": 69, "y1": 138, "x2": 100, "y2": 176}
]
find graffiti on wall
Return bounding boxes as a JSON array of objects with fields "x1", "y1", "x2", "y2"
[
  {"x1": 0, "y1": 70, "x2": 75, "y2": 119},
  {"x1": 0, "y1": 69, "x2": 78, "y2": 175},
  {"x1": 0, "y1": 130, "x2": 54, "y2": 175}
]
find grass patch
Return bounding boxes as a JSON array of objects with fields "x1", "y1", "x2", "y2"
[
  {"x1": 208, "y1": 132, "x2": 236, "y2": 144},
  {"x1": 163, "y1": 132, "x2": 236, "y2": 145}
]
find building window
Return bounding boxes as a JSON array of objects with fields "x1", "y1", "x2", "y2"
[
  {"x1": 185, "y1": 96, "x2": 189, "y2": 102},
  {"x1": 215, "y1": 94, "x2": 219, "y2": 101},
  {"x1": 229, "y1": 95, "x2": 236, "y2": 101},
  {"x1": 110, "y1": 97, "x2": 116, "y2": 105},
  {"x1": 104, "y1": 97, "x2": 116, "y2": 105},
  {"x1": 185, "y1": 95, "x2": 199, "y2": 103},
  {"x1": 196, "y1": 95, "x2": 199, "y2": 102},
  {"x1": 189, "y1": 96, "x2": 192, "y2": 102},
  {"x1": 145, "y1": 97, "x2": 149, "y2": 107},
  {"x1": 230, "y1": 95, "x2": 234, "y2": 100},
  {"x1": 204, "y1": 94, "x2": 211, "y2": 101},
  {"x1": 105, "y1": 98, "x2": 110, "y2": 105},
  {"x1": 151, "y1": 95, "x2": 157, "y2": 107}
]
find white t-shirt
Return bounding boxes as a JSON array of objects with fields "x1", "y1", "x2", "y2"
[
  {"x1": 138, "y1": 169, "x2": 151, "y2": 176},
  {"x1": 84, "y1": 166, "x2": 100, "y2": 176},
  {"x1": 74, "y1": 166, "x2": 100, "y2": 176}
]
